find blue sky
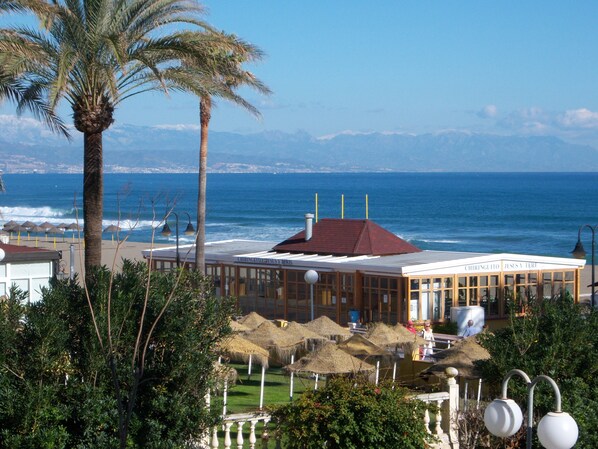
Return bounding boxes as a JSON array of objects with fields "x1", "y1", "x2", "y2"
[{"x1": 2, "y1": 1, "x2": 598, "y2": 143}]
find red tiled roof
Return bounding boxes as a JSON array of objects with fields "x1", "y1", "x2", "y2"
[{"x1": 272, "y1": 219, "x2": 421, "y2": 256}]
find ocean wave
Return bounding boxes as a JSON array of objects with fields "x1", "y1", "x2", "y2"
[
  {"x1": 417, "y1": 238, "x2": 463, "y2": 244},
  {"x1": 0, "y1": 206, "x2": 72, "y2": 222}
]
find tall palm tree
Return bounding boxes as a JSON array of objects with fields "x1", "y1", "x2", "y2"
[
  {"x1": 0, "y1": 0, "x2": 217, "y2": 274},
  {"x1": 189, "y1": 33, "x2": 270, "y2": 273}
]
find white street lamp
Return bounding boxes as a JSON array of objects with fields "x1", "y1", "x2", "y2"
[
  {"x1": 484, "y1": 369, "x2": 578, "y2": 449},
  {"x1": 304, "y1": 269, "x2": 318, "y2": 321}
]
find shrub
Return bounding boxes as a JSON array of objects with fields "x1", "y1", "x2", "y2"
[{"x1": 272, "y1": 376, "x2": 433, "y2": 449}]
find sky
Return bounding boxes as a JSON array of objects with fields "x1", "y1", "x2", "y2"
[{"x1": 2, "y1": 1, "x2": 598, "y2": 144}]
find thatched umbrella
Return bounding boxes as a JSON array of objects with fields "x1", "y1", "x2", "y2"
[
  {"x1": 3, "y1": 220, "x2": 18, "y2": 229},
  {"x1": 284, "y1": 321, "x2": 328, "y2": 349},
  {"x1": 421, "y1": 337, "x2": 490, "y2": 379},
  {"x1": 103, "y1": 224, "x2": 121, "y2": 233},
  {"x1": 367, "y1": 322, "x2": 425, "y2": 348},
  {"x1": 337, "y1": 333, "x2": 391, "y2": 358},
  {"x1": 219, "y1": 334, "x2": 269, "y2": 368},
  {"x1": 303, "y1": 316, "x2": 351, "y2": 341},
  {"x1": 229, "y1": 319, "x2": 251, "y2": 333},
  {"x1": 243, "y1": 321, "x2": 303, "y2": 364},
  {"x1": 66, "y1": 223, "x2": 80, "y2": 231},
  {"x1": 30, "y1": 225, "x2": 46, "y2": 234},
  {"x1": 21, "y1": 221, "x2": 36, "y2": 229},
  {"x1": 285, "y1": 342, "x2": 375, "y2": 376},
  {"x1": 39, "y1": 221, "x2": 55, "y2": 229},
  {"x1": 238, "y1": 311, "x2": 268, "y2": 330}
]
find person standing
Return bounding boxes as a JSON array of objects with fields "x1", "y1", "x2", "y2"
[
  {"x1": 461, "y1": 319, "x2": 480, "y2": 337},
  {"x1": 405, "y1": 320, "x2": 417, "y2": 334},
  {"x1": 421, "y1": 321, "x2": 435, "y2": 360}
]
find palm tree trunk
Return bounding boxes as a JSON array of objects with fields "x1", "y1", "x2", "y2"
[
  {"x1": 195, "y1": 96, "x2": 211, "y2": 273},
  {"x1": 83, "y1": 131, "x2": 103, "y2": 274}
]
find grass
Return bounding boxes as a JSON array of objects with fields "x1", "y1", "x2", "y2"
[
  {"x1": 211, "y1": 363, "x2": 318, "y2": 448},
  {"x1": 221, "y1": 363, "x2": 317, "y2": 414}
]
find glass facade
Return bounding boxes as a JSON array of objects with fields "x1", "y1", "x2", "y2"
[{"x1": 147, "y1": 257, "x2": 582, "y2": 325}]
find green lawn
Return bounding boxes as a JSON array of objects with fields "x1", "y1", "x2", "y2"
[{"x1": 221, "y1": 363, "x2": 317, "y2": 414}]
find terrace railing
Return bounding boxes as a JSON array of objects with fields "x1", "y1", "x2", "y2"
[{"x1": 198, "y1": 367, "x2": 460, "y2": 449}]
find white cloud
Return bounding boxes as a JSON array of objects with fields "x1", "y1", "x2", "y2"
[
  {"x1": 477, "y1": 104, "x2": 498, "y2": 119},
  {"x1": 557, "y1": 108, "x2": 598, "y2": 129}
]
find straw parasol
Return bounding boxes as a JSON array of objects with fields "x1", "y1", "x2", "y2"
[
  {"x1": 337, "y1": 333, "x2": 392, "y2": 358},
  {"x1": 103, "y1": 224, "x2": 121, "y2": 233},
  {"x1": 303, "y1": 315, "x2": 351, "y2": 341},
  {"x1": 238, "y1": 311, "x2": 268, "y2": 330},
  {"x1": 39, "y1": 221, "x2": 55, "y2": 229},
  {"x1": 421, "y1": 337, "x2": 490, "y2": 379},
  {"x1": 66, "y1": 223, "x2": 80, "y2": 231},
  {"x1": 21, "y1": 221, "x2": 36, "y2": 229},
  {"x1": 57, "y1": 223, "x2": 70, "y2": 229},
  {"x1": 284, "y1": 321, "x2": 328, "y2": 349},
  {"x1": 212, "y1": 360, "x2": 239, "y2": 386},
  {"x1": 243, "y1": 321, "x2": 304, "y2": 364},
  {"x1": 229, "y1": 319, "x2": 251, "y2": 333},
  {"x1": 30, "y1": 225, "x2": 46, "y2": 234},
  {"x1": 219, "y1": 334, "x2": 269, "y2": 368},
  {"x1": 3, "y1": 220, "x2": 18, "y2": 229},
  {"x1": 285, "y1": 342, "x2": 375, "y2": 375},
  {"x1": 367, "y1": 322, "x2": 425, "y2": 348}
]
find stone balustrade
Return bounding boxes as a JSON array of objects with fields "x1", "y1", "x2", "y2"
[{"x1": 198, "y1": 367, "x2": 460, "y2": 449}]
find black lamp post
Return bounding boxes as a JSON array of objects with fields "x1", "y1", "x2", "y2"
[
  {"x1": 571, "y1": 224, "x2": 598, "y2": 308},
  {"x1": 161, "y1": 212, "x2": 195, "y2": 268}
]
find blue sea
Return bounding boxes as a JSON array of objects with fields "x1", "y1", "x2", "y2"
[{"x1": 1, "y1": 172, "x2": 597, "y2": 259}]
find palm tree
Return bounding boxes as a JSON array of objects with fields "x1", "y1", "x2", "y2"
[
  {"x1": 189, "y1": 33, "x2": 270, "y2": 273},
  {"x1": 0, "y1": 0, "x2": 218, "y2": 274}
]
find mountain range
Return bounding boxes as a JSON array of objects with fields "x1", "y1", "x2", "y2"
[{"x1": 1, "y1": 119, "x2": 598, "y2": 173}]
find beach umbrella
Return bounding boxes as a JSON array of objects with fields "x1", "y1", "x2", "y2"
[
  {"x1": 303, "y1": 315, "x2": 351, "y2": 341},
  {"x1": 66, "y1": 223, "x2": 80, "y2": 231},
  {"x1": 39, "y1": 221, "x2": 55, "y2": 229},
  {"x1": 218, "y1": 334, "x2": 269, "y2": 368},
  {"x1": 229, "y1": 319, "x2": 251, "y2": 333},
  {"x1": 237, "y1": 311, "x2": 268, "y2": 330},
  {"x1": 57, "y1": 223, "x2": 70, "y2": 229},
  {"x1": 285, "y1": 342, "x2": 375, "y2": 376},
  {"x1": 242, "y1": 321, "x2": 303, "y2": 364},
  {"x1": 420, "y1": 336, "x2": 490, "y2": 380},
  {"x1": 21, "y1": 221, "x2": 36, "y2": 229},
  {"x1": 284, "y1": 321, "x2": 328, "y2": 350},
  {"x1": 47, "y1": 226, "x2": 64, "y2": 235},
  {"x1": 337, "y1": 333, "x2": 392, "y2": 358},
  {"x1": 30, "y1": 225, "x2": 46, "y2": 234},
  {"x1": 367, "y1": 322, "x2": 425, "y2": 348},
  {"x1": 103, "y1": 224, "x2": 121, "y2": 233},
  {"x1": 3, "y1": 220, "x2": 18, "y2": 229}
]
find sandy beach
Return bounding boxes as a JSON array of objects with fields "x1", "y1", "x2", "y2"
[{"x1": 5, "y1": 234, "x2": 168, "y2": 278}]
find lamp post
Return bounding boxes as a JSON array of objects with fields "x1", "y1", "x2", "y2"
[
  {"x1": 484, "y1": 369, "x2": 578, "y2": 449},
  {"x1": 161, "y1": 212, "x2": 195, "y2": 268},
  {"x1": 304, "y1": 269, "x2": 318, "y2": 321},
  {"x1": 571, "y1": 224, "x2": 598, "y2": 308}
]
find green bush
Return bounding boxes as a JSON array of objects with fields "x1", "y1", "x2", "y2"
[
  {"x1": 0, "y1": 262, "x2": 235, "y2": 449},
  {"x1": 477, "y1": 293, "x2": 598, "y2": 448},
  {"x1": 272, "y1": 376, "x2": 433, "y2": 449}
]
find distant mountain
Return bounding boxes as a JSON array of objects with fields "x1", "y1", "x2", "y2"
[{"x1": 1, "y1": 120, "x2": 598, "y2": 173}]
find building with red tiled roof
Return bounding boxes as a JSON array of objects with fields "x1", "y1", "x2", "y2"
[
  {"x1": 273, "y1": 218, "x2": 421, "y2": 257},
  {"x1": 0, "y1": 243, "x2": 61, "y2": 302},
  {"x1": 143, "y1": 216, "x2": 586, "y2": 329}
]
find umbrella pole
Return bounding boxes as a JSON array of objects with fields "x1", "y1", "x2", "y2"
[
  {"x1": 375, "y1": 360, "x2": 380, "y2": 386},
  {"x1": 477, "y1": 378, "x2": 482, "y2": 409},
  {"x1": 314, "y1": 374, "x2": 319, "y2": 391},
  {"x1": 247, "y1": 354, "x2": 252, "y2": 380},
  {"x1": 392, "y1": 361, "x2": 397, "y2": 385},
  {"x1": 464, "y1": 380, "x2": 469, "y2": 411},
  {"x1": 259, "y1": 365, "x2": 266, "y2": 410},
  {"x1": 222, "y1": 379, "x2": 228, "y2": 417},
  {"x1": 289, "y1": 354, "x2": 295, "y2": 402}
]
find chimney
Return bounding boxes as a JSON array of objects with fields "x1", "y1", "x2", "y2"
[{"x1": 305, "y1": 213, "x2": 314, "y2": 241}]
